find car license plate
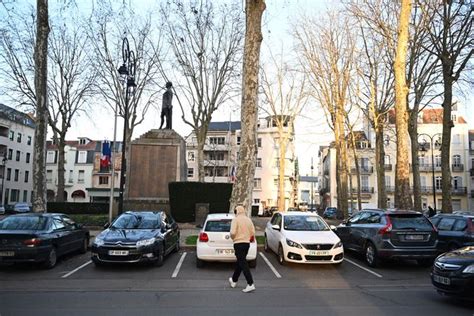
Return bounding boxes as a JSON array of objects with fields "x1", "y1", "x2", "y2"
[
  {"x1": 216, "y1": 249, "x2": 234, "y2": 255},
  {"x1": 309, "y1": 250, "x2": 329, "y2": 256},
  {"x1": 433, "y1": 274, "x2": 450, "y2": 285},
  {"x1": 405, "y1": 234, "x2": 424, "y2": 240},
  {"x1": 0, "y1": 251, "x2": 14, "y2": 257},
  {"x1": 108, "y1": 250, "x2": 129, "y2": 256}
]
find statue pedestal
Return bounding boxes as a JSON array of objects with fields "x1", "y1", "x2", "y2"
[{"x1": 125, "y1": 129, "x2": 187, "y2": 211}]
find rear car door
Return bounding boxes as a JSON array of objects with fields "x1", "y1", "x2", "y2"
[
  {"x1": 436, "y1": 217, "x2": 457, "y2": 251},
  {"x1": 61, "y1": 215, "x2": 85, "y2": 251},
  {"x1": 51, "y1": 217, "x2": 73, "y2": 256}
]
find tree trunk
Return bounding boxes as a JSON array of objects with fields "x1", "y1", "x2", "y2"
[
  {"x1": 56, "y1": 136, "x2": 66, "y2": 202},
  {"x1": 230, "y1": 0, "x2": 266, "y2": 214},
  {"x1": 375, "y1": 123, "x2": 387, "y2": 209},
  {"x1": 349, "y1": 132, "x2": 362, "y2": 211},
  {"x1": 278, "y1": 136, "x2": 287, "y2": 211},
  {"x1": 441, "y1": 73, "x2": 453, "y2": 213},
  {"x1": 408, "y1": 109, "x2": 421, "y2": 211},
  {"x1": 394, "y1": 0, "x2": 413, "y2": 210},
  {"x1": 32, "y1": 0, "x2": 49, "y2": 213},
  {"x1": 197, "y1": 130, "x2": 206, "y2": 182},
  {"x1": 335, "y1": 103, "x2": 349, "y2": 218}
]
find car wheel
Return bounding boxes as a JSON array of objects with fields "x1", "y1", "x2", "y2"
[
  {"x1": 365, "y1": 242, "x2": 378, "y2": 268},
  {"x1": 43, "y1": 247, "x2": 57, "y2": 269},
  {"x1": 79, "y1": 237, "x2": 89, "y2": 254},
  {"x1": 196, "y1": 257, "x2": 204, "y2": 268},
  {"x1": 278, "y1": 244, "x2": 286, "y2": 266},
  {"x1": 264, "y1": 235, "x2": 270, "y2": 253},
  {"x1": 248, "y1": 259, "x2": 257, "y2": 268},
  {"x1": 417, "y1": 258, "x2": 433, "y2": 267},
  {"x1": 154, "y1": 247, "x2": 164, "y2": 267}
]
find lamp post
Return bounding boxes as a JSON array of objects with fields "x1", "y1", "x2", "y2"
[
  {"x1": 117, "y1": 37, "x2": 137, "y2": 215},
  {"x1": 1, "y1": 152, "x2": 7, "y2": 205},
  {"x1": 418, "y1": 133, "x2": 442, "y2": 211},
  {"x1": 310, "y1": 157, "x2": 314, "y2": 210}
]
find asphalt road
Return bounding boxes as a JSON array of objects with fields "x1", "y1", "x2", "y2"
[{"x1": 1, "y1": 247, "x2": 473, "y2": 316}]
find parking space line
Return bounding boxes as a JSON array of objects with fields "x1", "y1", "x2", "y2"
[
  {"x1": 171, "y1": 252, "x2": 187, "y2": 278},
  {"x1": 61, "y1": 260, "x2": 92, "y2": 279},
  {"x1": 259, "y1": 252, "x2": 282, "y2": 279},
  {"x1": 344, "y1": 258, "x2": 383, "y2": 278}
]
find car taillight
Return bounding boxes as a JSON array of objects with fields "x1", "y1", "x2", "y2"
[
  {"x1": 250, "y1": 236, "x2": 255, "y2": 243},
  {"x1": 467, "y1": 220, "x2": 474, "y2": 236},
  {"x1": 23, "y1": 238, "x2": 42, "y2": 247},
  {"x1": 199, "y1": 232, "x2": 209, "y2": 242},
  {"x1": 378, "y1": 216, "x2": 392, "y2": 235}
]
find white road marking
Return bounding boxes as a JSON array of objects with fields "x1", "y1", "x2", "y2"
[
  {"x1": 259, "y1": 252, "x2": 282, "y2": 278},
  {"x1": 171, "y1": 252, "x2": 187, "y2": 278},
  {"x1": 61, "y1": 260, "x2": 92, "y2": 279},
  {"x1": 344, "y1": 258, "x2": 383, "y2": 278}
]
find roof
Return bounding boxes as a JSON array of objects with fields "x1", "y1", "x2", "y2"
[
  {"x1": 388, "y1": 108, "x2": 468, "y2": 125},
  {"x1": 205, "y1": 213, "x2": 235, "y2": 220},
  {"x1": 0, "y1": 103, "x2": 36, "y2": 128},
  {"x1": 208, "y1": 121, "x2": 241, "y2": 132}
]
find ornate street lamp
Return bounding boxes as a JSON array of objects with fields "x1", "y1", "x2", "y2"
[
  {"x1": 117, "y1": 37, "x2": 137, "y2": 215},
  {"x1": 418, "y1": 133, "x2": 442, "y2": 212},
  {"x1": 1, "y1": 152, "x2": 7, "y2": 205}
]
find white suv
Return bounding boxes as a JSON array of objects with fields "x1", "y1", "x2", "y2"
[{"x1": 196, "y1": 213, "x2": 257, "y2": 268}]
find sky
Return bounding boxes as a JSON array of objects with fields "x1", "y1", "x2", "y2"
[{"x1": 0, "y1": 0, "x2": 472, "y2": 176}]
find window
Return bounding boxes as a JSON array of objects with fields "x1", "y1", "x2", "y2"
[
  {"x1": 79, "y1": 139, "x2": 86, "y2": 145},
  {"x1": 8, "y1": 149, "x2": 12, "y2": 160},
  {"x1": 452, "y1": 133, "x2": 460, "y2": 144},
  {"x1": 253, "y1": 178, "x2": 261, "y2": 189},
  {"x1": 435, "y1": 176, "x2": 442, "y2": 190},
  {"x1": 437, "y1": 218, "x2": 456, "y2": 231},
  {"x1": 46, "y1": 151, "x2": 56, "y2": 163},
  {"x1": 356, "y1": 141, "x2": 367, "y2": 149},
  {"x1": 452, "y1": 155, "x2": 461, "y2": 167},
  {"x1": 384, "y1": 176, "x2": 391, "y2": 187},
  {"x1": 361, "y1": 175, "x2": 369, "y2": 190},
  {"x1": 78, "y1": 170, "x2": 85, "y2": 183},
  {"x1": 16, "y1": 150, "x2": 20, "y2": 161},
  {"x1": 236, "y1": 136, "x2": 241, "y2": 145},
  {"x1": 434, "y1": 155, "x2": 441, "y2": 167},
  {"x1": 17, "y1": 133, "x2": 22, "y2": 143},
  {"x1": 360, "y1": 158, "x2": 369, "y2": 169},
  {"x1": 6, "y1": 168, "x2": 11, "y2": 181},
  {"x1": 27, "y1": 136, "x2": 32, "y2": 145},
  {"x1": 9, "y1": 131, "x2": 14, "y2": 141},
  {"x1": 273, "y1": 178, "x2": 278, "y2": 186},
  {"x1": 256, "y1": 158, "x2": 262, "y2": 168},
  {"x1": 24, "y1": 171, "x2": 29, "y2": 183},
  {"x1": 10, "y1": 189, "x2": 19, "y2": 202},
  {"x1": 257, "y1": 138, "x2": 262, "y2": 148},
  {"x1": 187, "y1": 168, "x2": 194, "y2": 178},
  {"x1": 209, "y1": 152, "x2": 225, "y2": 161},
  {"x1": 26, "y1": 153, "x2": 30, "y2": 163},
  {"x1": 254, "y1": 199, "x2": 260, "y2": 204},
  {"x1": 68, "y1": 170, "x2": 73, "y2": 183},
  {"x1": 209, "y1": 137, "x2": 225, "y2": 145},
  {"x1": 384, "y1": 155, "x2": 391, "y2": 165},
  {"x1": 418, "y1": 155, "x2": 426, "y2": 166},
  {"x1": 187, "y1": 152, "x2": 195, "y2": 162},
  {"x1": 14, "y1": 169, "x2": 19, "y2": 182},
  {"x1": 420, "y1": 176, "x2": 426, "y2": 188},
  {"x1": 52, "y1": 218, "x2": 66, "y2": 231},
  {"x1": 23, "y1": 190, "x2": 28, "y2": 202},
  {"x1": 46, "y1": 170, "x2": 53, "y2": 183},
  {"x1": 452, "y1": 176, "x2": 462, "y2": 189},
  {"x1": 78, "y1": 151, "x2": 87, "y2": 163},
  {"x1": 453, "y1": 219, "x2": 467, "y2": 232},
  {"x1": 99, "y1": 176, "x2": 109, "y2": 185}
]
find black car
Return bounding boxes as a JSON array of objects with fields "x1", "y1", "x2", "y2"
[
  {"x1": 323, "y1": 207, "x2": 338, "y2": 219},
  {"x1": 431, "y1": 246, "x2": 474, "y2": 300},
  {"x1": 336, "y1": 209, "x2": 438, "y2": 267},
  {"x1": 429, "y1": 213, "x2": 474, "y2": 252},
  {"x1": 91, "y1": 211, "x2": 180, "y2": 266},
  {"x1": 0, "y1": 213, "x2": 90, "y2": 268}
]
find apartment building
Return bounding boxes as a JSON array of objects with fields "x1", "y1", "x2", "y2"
[
  {"x1": 0, "y1": 104, "x2": 35, "y2": 206},
  {"x1": 186, "y1": 115, "x2": 297, "y2": 211},
  {"x1": 46, "y1": 138, "x2": 121, "y2": 203},
  {"x1": 319, "y1": 107, "x2": 471, "y2": 211},
  {"x1": 298, "y1": 175, "x2": 319, "y2": 209}
]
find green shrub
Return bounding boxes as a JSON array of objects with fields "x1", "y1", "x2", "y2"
[{"x1": 69, "y1": 214, "x2": 109, "y2": 227}]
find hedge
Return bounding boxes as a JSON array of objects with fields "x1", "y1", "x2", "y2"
[
  {"x1": 69, "y1": 214, "x2": 109, "y2": 227},
  {"x1": 169, "y1": 182, "x2": 232, "y2": 222},
  {"x1": 47, "y1": 202, "x2": 108, "y2": 215}
]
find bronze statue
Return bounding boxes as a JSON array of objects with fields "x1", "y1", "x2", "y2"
[{"x1": 160, "y1": 82, "x2": 173, "y2": 129}]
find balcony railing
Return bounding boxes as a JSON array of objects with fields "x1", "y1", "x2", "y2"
[
  {"x1": 451, "y1": 164, "x2": 464, "y2": 172},
  {"x1": 413, "y1": 164, "x2": 442, "y2": 172},
  {"x1": 351, "y1": 187, "x2": 374, "y2": 193},
  {"x1": 350, "y1": 166, "x2": 374, "y2": 174},
  {"x1": 384, "y1": 164, "x2": 392, "y2": 171},
  {"x1": 452, "y1": 187, "x2": 467, "y2": 195}
]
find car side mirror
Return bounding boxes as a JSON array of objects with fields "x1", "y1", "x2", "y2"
[
  {"x1": 103, "y1": 222, "x2": 110, "y2": 229},
  {"x1": 272, "y1": 224, "x2": 281, "y2": 231},
  {"x1": 330, "y1": 225, "x2": 337, "y2": 231},
  {"x1": 75, "y1": 223, "x2": 83, "y2": 229}
]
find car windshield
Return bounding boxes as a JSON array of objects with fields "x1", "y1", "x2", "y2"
[
  {"x1": 0, "y1": 216, "x2": 48, "y2": 231},
  {"x1": 205, "y1": 219, "x2": 232, "y2": 232},
  {"x1": 111, "y1": 213, "x2": 162, "y2": 229},
  {"x1": 390, "y1": 215, "x2": 433, "y2": 231},
  {"x1": 284, "y1": 216, "x2": 329, "y2": 231}
]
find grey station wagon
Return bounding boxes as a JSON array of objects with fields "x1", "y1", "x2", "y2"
[{"x1": 336, "y1": 209, "x2": 438, "y2": 267}]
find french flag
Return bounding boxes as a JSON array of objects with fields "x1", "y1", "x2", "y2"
[
  {"x1": 100, "y1": 141, "x2": 111, "y2": 169},
  {"x1": 230, "y1": 165, "x2": 236, "y2": 182}
]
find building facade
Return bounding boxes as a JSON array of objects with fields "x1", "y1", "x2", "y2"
[
  {"x1": 319, "y1": 107, "x2": 472, "y2": 211},
  {"x1": 186, "y1": 116, "x2": 297, "y2": 211},
  {"x1": 0, "y1": 104, "x2": 35, "y2": 206}
]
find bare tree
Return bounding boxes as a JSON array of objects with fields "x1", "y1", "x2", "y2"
[
  {"x1": 87, "y1": 3, "x2": 164, "y2": 178},
  {"x1": 230, "y1": 0, "x2": 266, "y2": 213},
  {"x1": 424, "y1": 0, "x2": 473, "y2": 213},
  {"x1": 160, "y1": 0, "x2": 244, "y2": 182},
  {"x1": 33, "y1": 0, "x2": 49, "y2": 212},
  {"x1": 259, "y1": 48, "x2": 309, "y2": 211},
  {"x1": 295, "y1": 11, "x2": 356, "y2": 219}
]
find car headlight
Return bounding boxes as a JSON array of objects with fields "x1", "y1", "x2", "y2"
[
  {"x1": 93, "y1": 236, "x2": 104, "y2": 247},
  {"x1": 136, "y1": 238, "x2": 156, "y2": 247},
  {"x1": 463, "y1": 264, "x2": 474, "y2": 274},
  {"x1": 286, "y1": 238, "x2": 302, "y2": 249},
  {"x1": 334, "y1": 241, "x2": 343, "y2": 248}
]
